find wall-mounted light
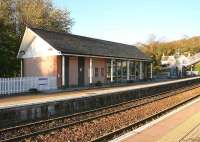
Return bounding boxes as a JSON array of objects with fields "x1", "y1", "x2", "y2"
[{"x1": 19, "y1": 50, "x2": 25, "y2": 55}]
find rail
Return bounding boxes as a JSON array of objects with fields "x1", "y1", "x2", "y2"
[{"x1": 91, "y1": 88, "x2": 200, "y2": 142}]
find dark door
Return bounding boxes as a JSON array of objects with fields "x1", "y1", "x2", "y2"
[
  {"x1": 64, "y1": 56, "x2": 69, "y2": 87},
  {"x1": 78, "y1": 57, "x2": 85, "y2": 86}
]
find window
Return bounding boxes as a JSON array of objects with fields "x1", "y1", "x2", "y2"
[
  {"x1": 109, "y1": 60, "x2": 117, "y2": 81},
  {"x1": 95, "y1": 67, "x2": 98, "y2": 77},
  {"x1": 106, "y1": 59, "x2": 111, "y2": 78},
  {"x1": 113, "y1": 60, "x2": 117, "y2": 77},
  {"x1": 101, "y1": 68, "x2": 104, "y2": 76},
  {"x1": 129, "y1": 61, "x2": 135, "y2": 80},
  {"x1": 130, "y1": 61, "x2": 135, "y2": 76},
  {"x1": 135, "y1": 61, "x2": 139, "y2": 79},
  {"x1": 122, "y1": 60, "x2": 127, "y2": 77}
]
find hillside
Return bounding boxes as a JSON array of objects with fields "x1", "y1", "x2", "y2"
[{"x1": 140, "y1": 36, "x2": 200, "y2": 72}]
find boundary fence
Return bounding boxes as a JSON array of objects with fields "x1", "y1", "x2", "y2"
[{"x1": 0, "y1": 76, "x2": 57, "y2": 95}]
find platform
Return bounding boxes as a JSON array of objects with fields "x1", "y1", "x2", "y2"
[
  {"x1": 112, "y1": 93, "x2": 200, "y2": 142},
  {"x1": 0, "y1": 77, "x2": 200, "y2": 110}
]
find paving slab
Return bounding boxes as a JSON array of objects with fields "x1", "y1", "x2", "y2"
[{"x1": 158, "y1": 112, "x2": 200, "y2": 142}]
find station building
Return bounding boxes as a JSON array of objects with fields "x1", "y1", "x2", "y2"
[{"x1": 18, "y1": 27, "x2": 152, "y2": 88}]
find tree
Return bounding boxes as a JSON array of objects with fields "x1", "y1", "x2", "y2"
[
  {"x1": 141, "y1": 34, "x2": 200, "y2": 73},
  {"x1": 0, "y1": 22, "x2": 18, "y2": 77},
  {"x1": 0, "y1": 0, "x2": 73, "y2": 77},
  {"x1": 17, "y1": 0, "x2": 73, "y2": 35}
]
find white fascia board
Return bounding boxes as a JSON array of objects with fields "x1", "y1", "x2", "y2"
[
  {"x1": 17, "y1": 27, "x2": 36, "y2": 58},
  {"x1": 19, "y1": 27, "x2": 61, "y2": 59}
]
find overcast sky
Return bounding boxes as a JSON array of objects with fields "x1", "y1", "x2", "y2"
[{"x1": 53, "y1": 0, "x2": 200, "y2": 44}]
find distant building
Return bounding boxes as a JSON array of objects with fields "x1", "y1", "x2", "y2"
[
  {"x1": 17, "y1": 27, "x2": 152, "y2": 88},
  {"x1": 161, "y1": 52, "x2": 200, "y2": 77}
]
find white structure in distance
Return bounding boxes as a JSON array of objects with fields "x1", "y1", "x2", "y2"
[{"x1": 161, "y1": 52, "x2": 200, "y2": 77}]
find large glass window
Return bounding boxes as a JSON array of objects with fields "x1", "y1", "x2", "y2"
[
  {"x1": 106, "y1": 59, "x2": 111, "y2": 80},
  {"x1": 135, "y1": 61, "x2": 140, "y2": 80},
  {"x1": 107, "y1": 59, "x2": 138, "y2": 82},
  {"x1": 122, "y1": 60, "x2": 127, "y2": 80},
  {"x1": 146, "y1": 62, "x2": 151, "y2": 79},
  {"x1": 113, "y1": 60, "x2": 117, "y2": 81},
  {"x1": 129, "y1": 61, "x2": 135, "y2": 80},
  {"x1": 140, "y1": 62, "x2": 144, "y2": 79},
  {"x1": 116, "y1": 60, "x2": 122, "y2": 80},
  {"x1": 143, "y1": 62, "x2": 148, "y2": 79}
]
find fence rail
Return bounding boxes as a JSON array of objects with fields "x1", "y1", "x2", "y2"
[{"x1": 0, "y1": 76, "x2": 57, "y2": 95}]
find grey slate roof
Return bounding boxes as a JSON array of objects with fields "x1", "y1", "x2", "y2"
[{"x1": 31, "y1": 28, "x2": 151, "y2": 61}]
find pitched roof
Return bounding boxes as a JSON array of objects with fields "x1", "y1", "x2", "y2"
[{"x1": 30, "y1": 28, "x2": 151, "y2": 61}]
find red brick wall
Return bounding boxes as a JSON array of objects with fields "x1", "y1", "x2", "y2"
[
  {"x1": 23, "y1": 56, "x2": 107, "y2": 87},
  {"x1": 23, "y1": 56, "x2": 63, "y2": 87},
  {"x1": 23, "y1": 56, "x2": 58, "y2": 77}
]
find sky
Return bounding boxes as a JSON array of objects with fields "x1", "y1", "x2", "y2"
[{"x1": 53, "y1": 0, "x2": 200, "y2": 45}]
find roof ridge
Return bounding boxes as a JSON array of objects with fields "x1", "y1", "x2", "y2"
[
  {"x1": 28, "y1": 27, "x2": 151, "y2": 61},
  {"x1": 30, "y1": 27, "x2": 136, "y2": 48}
]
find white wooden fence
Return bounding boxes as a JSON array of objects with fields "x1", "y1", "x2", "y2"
[{"x1": 0, "y1": 76, "x2": 57, "y2": 95}]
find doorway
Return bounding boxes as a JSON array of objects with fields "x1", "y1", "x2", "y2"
[{"x1": 78, "y1": 57, "x2": 85, "y2": 86}]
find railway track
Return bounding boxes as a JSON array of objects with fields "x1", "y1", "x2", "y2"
[
  {"x1": 0, "y1": 84, "x2": 200, "y2": 142},
  {"x1": 91, "y1": 87, "x2": 200, "y2": 142}
]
